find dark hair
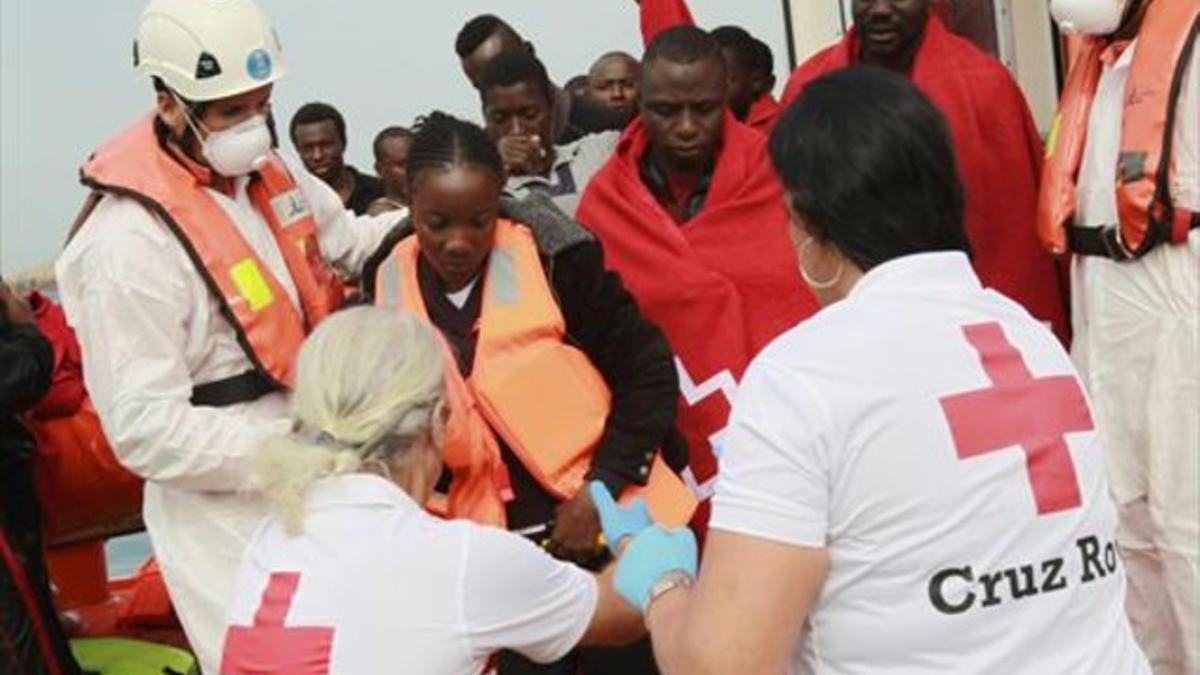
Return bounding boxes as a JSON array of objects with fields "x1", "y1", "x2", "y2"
[
  {"x1": 643, "y1": 25, "x2": 723, "y2": 68},
  {"x1": 372, "y1": 126, "x2": 413, "y2": 158},
  {"x1": 749, "y1": 38, "x2": 774, "y2": 77},
  {"x1": 406, "y1": 112, "x2": 504, "y2": 191},
  {"x1": 289, "y1": 102, "x2": 347, "y2": 145},
  {"x1": 455, "y1": 14, "x2": 515, "y2": 57},
  {"x1": 769, "y1": 66, "x2": 969, "y2": 271},
  {"x1": 152, "y1": 75, "x2": 210, "y2": 118},
  {"x1": 711, "y1": 26, "x2": 758, "y2": 71},
  {"x1": 477, "y1": 49, "x2": 553, "y2": 103}
]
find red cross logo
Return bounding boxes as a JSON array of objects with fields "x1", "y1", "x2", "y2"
[
  {"x1": 220, "y1": 572, "x2": 334, "y2": 674},
  {"x1": 940, "y1": 323, "x2": 1094, "y2": 515}
]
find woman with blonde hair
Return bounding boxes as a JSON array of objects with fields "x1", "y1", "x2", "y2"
[{"x1": 218, "y1": 307, "x2": 679, "y2": 674}]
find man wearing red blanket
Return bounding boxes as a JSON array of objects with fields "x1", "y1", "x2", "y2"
[
  {"x1": 577, "y1": 26, "x2": 817, "y2": 526},
  {"x1": 782, "y1": 0, "x2": 1070, "y2": 342}
]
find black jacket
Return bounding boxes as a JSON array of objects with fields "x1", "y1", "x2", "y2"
[
  {"x1": 363, "y1": 196, "x2": 687, "y2": 502},
  {"x1": 1, "y1": 314, "x2": 80, "y2": 674},
  {"x1": 1, "y1": 318, "x2": 54, "y2": 541}
]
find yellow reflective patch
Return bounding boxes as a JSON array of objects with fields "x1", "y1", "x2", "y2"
[
  {"x1": 1045, "y1": 114, "x2": 1062, "y2": 160},
  {"x1": 230, "y1": 259, "x2": 274, "y2": 311}
]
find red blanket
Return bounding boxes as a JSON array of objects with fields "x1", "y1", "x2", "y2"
[
  {"x1": 577, "y1": 115, "x2": 817, "y2": 507},
  {"x1": 746, "y1": 93, "x2": 781, "y2": 134},
  {"x1": 639, "y1": 0, "x2": 695, "y2": 46},
  {"x1": 782, "y1": 16, "x2": 1070, "y2": 343}
]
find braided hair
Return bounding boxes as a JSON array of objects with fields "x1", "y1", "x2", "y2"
[{"x1": 405, "y1": 111, "x2": 504, "y2": 194}]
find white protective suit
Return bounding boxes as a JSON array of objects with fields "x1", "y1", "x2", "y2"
[
  {"x1": 56, "y1": 153, "x2": 399, "y2": 672},
  {"x1": 1070, "y1": 39, "x2": 1199, "y2": 675}
]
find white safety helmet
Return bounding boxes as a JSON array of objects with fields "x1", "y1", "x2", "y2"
[{"x1": 134, "y1": 0, "x2": 287, "y2": 102}]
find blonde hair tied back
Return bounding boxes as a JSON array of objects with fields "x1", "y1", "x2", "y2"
[{"x1": 252, "y1": 307, "x2": 445, "y2": 535}]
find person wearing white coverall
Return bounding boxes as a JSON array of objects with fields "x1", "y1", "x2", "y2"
[
  {"x1": 1048, "y1": 1, "x2": 1199, "y2": 673},
  {"x1": 54, "y1": 0, "x2": 399, "y2": 669}
]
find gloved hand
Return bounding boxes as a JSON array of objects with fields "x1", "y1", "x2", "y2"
[
  {"x1": 589, "y1": 480, "x2": 653, "y2": 555},
  {"x1": 614, "y1": 526, "x2": 698, "y2": 612}
]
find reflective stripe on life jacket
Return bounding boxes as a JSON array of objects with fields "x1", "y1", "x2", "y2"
[
  {"x1": 375, "y1": 220, "x2": 696, "y2": 528},
  {"x1": 78, "y1": 114, "x2": 341, "y2": 387},
  {"x1": 1038, "y1": 0, "x2": 1200, "y2": 258}
]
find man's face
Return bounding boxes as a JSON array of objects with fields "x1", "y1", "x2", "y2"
[
  {"x1": 640, "y1": 55, "x2": 728, "y2": 173},
  {"x1": 720, "y1": 47, "x2": 754, "y2": 121},
  {"x1": 461, "y1": 29, "x2": 524, "y2": 88},
  {"x1": 588, "y1": 55, "x2": 640, "y2": 119},
  {"x1": 374, "y1": 135, "x2": 412, "y2": 203},
  {"x1": 292, "y1": 120, "x2": 344, "y2": 182},
  {"x1": 852, "y1": 0, "x2": 930, "y2": 65},
  {"x1": 157, "y1": 84, "x2": 273, "y2": 157},
  {"x1": 483, "y1": 80, "x2": 554, "y2": 176}
]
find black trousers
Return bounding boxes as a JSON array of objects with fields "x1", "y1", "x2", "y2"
[{"x1": 498, "y1": 638, "x2": 659, "y2": 675}]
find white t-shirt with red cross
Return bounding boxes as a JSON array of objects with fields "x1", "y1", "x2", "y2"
[
  {"x1": 710, "y1": 252, "x2": 1149, "y2": 675},
  {"x1": 220, "y1": 474, "x2": 597, "y2": 674}
]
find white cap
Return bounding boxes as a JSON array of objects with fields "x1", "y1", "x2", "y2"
[{"x1": 134, "y1": 0, "x2": 287, "y2": 102}]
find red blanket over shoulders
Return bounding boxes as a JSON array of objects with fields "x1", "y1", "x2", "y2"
[
  {"x1": 782, "y1": 16, "x2": 1070, "y2": 343},
  {"x1": 577, "y1": 115, "x2": 817, "y2": 504},
  {"x1": 746, "y1": 93, "x2": 781, "y2": 134}
]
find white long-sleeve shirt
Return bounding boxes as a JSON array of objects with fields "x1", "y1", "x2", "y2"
[{"x1": 55, "y1": 153, "x2": 400, "y2": 672}]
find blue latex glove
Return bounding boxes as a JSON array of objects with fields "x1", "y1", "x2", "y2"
[
  {"x1": 614, "y1": 526, "x2": 698, "y2": 613},
  {"x1": 589, "y1": 480, "x2": 653, "y2": 555}
]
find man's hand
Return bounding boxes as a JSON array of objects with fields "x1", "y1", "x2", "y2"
[
  {"x1": 497, "y1": 135, "x2": 548, "y2": 177},
  {"x1": 549, "y1": 487, "x2": 604, "y2": 563}
]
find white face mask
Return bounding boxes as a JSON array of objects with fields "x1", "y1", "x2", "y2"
[
  {"x1": 1050, "y1": 0, "x2": 1130, "y2": 35},
  {"x1": 172, "y1": 92, "x2": 272, "y2": 178}
]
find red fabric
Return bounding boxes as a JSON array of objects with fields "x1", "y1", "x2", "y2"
[
  {"x1": 639, "y1": 0, "x2": 695, "y2": 47},
  {"x1": 221, "y1": 572, "x2": 334, "y2": 675},
  {"x1": 27, "y1": 293, "x2": 84, "y2": 420},
  {"x1": 782, "y1": 16, "x2": 1070, "y2": 344},
  {"x1": 746, "y1": 93, "x2": 782, "y2": 134},
  {"x1": 577, "y1": 114, "x2": 818, "y2": 510}
]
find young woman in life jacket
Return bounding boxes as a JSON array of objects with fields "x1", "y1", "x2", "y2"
[
  {"x1": 364, "y1": 112, "x2": 696, "y2": 674},
  {"x1": 220, "y1": 307, "x2": 695, "y2": 674}
]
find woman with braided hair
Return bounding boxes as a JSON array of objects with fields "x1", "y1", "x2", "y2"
[
  {"x1": 364, "y1": 112, "x2": 695, "y2": 674},
  {"x1": 219, "y1": 306, "x2": 687, "y2": 674}
]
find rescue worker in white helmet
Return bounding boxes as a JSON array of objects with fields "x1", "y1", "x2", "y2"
[
  {"x1": 1043, "y1": 2, "x2": 1198, "y2": 672},
  {"x1": 54, "y1": 0, "x2": 401, "y2": 669}
]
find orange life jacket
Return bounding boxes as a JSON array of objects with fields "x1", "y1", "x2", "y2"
[
  {"x1": 375, "y1": 220, "x2": 697, "y2": 529},
  {"x1": 79, "y1": 114, "x2": 341, "y2": 388},
  {"x1": 1038, "y1": 0, "x2": 1199, "y2": 259}
]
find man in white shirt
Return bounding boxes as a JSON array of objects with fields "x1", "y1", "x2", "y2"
[
  {"x1": 477, "y1": 49, "x2": 619, "y2": 218},
  {"x1": 1045, "y1": 1, "x2": 1199, "y2": 671},
  {"x1": 54, "y1": 0, "x2": 398, "y2": 669}
]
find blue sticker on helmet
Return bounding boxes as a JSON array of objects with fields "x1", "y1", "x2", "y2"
[{"x1": 246, "y1": 49, "x2": 272, "y2": 80}]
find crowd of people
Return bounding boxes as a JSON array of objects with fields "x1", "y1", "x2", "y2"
[{"x1": 2, "y1": 0, "x2": 1195, "y2": 673}]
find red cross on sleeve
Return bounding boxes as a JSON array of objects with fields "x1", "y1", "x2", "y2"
[
  {"x1": 940, "y1": 322, "x2": 1095, "y2": 515},
  {"x1": 220, "y1": 572, "x2": 335, "y2": 674}
]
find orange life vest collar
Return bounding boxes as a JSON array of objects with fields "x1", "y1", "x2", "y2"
[
  {"x1": 1038, "y1": 0, "x2": 1199, "y2": 259},
  {"x1": 375, "y1": 220, "x2": 696, "y2": 528},
  {"x1": 79, "y1": 113, "x2": 340, "y2": 388}
]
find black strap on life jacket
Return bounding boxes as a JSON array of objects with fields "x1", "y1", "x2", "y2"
[{"x1": 190, "y1": 370, "x2": 278, "y2": 407}]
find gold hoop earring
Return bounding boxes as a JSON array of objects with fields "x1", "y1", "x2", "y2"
[{"x1": 799, "y1": 237, "x2": 844, "y2": 290}]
